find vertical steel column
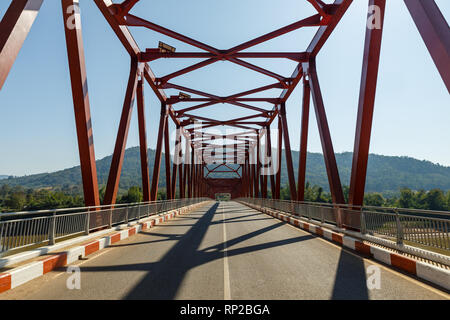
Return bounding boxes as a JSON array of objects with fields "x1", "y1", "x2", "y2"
[
  {"x1": 262, "y1": 130, "x2": 268, "y2": 198},
  {"x1": 234, "y1": 136, "x2": 240, "y2": 196},
  {"x1": 246, "y1": 154, "x2": 250, "y2": 197},
  {"x1": 171, "y1": 125, "x2": 181, "y2": 199},
  {"x1": 182, "y1": 135, "x2": 190, "y2": 199},
  {"x1": 194, "y1": 151, "x2": 198, "y2": 198},
  {"x1": 150, "y1": 102, "x2": 168, "y2": 201},
  {"x1": 297, "y1": 78, "x2": 311, "y2": 202},
  {"x1": 404, "y1": 0, "x2": 450, "y2": 93},
  {"x1": 256, "y1": 133, "x2": 261, "y2": 198},
  {"x1": 136, "y1": 77, "x2": 150, "y2": 202},
  {"x1": 178, "y1": 142, "x2": 185, "y2": 199},
  {"x1": 103, "y1": 58, "x2": 139, "y2": 205},
  {"x1": 280, "y1": 102, "x2": 297, "y2": 201},
  {"x1": 233, "y1": 135, "x2": 238, "y2": 167},
  {"x1": 349, "y1": 0, "x2": 386, "y2": 207},
  {"x1": 223, "y1": 135, "x2": 226, "y2": 165},
  {"x1": 252, "y1": 145, "x2": 258, "y2": 197},
  {"x1": 249, "y1": 145, "x2": 254, "y2": 198},
  {"x1": 275, "y1": 114, "x2": 283, "y2": 199},
  {"x1": 194, "y1": 152, "x2": 198, "y2": 198},
  {"x1": 307, "y1": 59, "x2": 345, "y2": 204},
  {"x1": 62, "y1": 0, "x2": 100, "y2": 207},
  {"x1": 191, "y1": 152, "x2": 196, "y2": 198},
  {"x1": 188, "y1": 144, "x2": 194, "y2": 198},
  {"x1": 0, "y1": 0, "x2": 43, "y2": 90},
  {"x1": 164, "y1": 116, "x2": 172, "y2": 200},
  {"x1": 266, "y1": 125, "x2": 276, "y2": 198}
]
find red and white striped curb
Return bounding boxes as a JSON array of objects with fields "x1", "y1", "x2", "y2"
[
  {"x1": 0, "y1": 203, "x2": 204, "y2": 294},
  {"x1": 244, "y1": 203, "x2": 450, "y2": 291}
]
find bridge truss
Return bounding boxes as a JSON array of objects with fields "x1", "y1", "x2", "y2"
[{"x1": 1, "y1": 0, "x2": 449, "y2": 214}]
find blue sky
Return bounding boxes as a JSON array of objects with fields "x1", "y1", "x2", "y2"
[{"x1": 0, "y1": 0, "x2": 449, "y2": 176}]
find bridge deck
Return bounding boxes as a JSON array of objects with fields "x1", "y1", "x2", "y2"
[{"x1": 1, "y1": 202, "x2": 447, "y2": 300}]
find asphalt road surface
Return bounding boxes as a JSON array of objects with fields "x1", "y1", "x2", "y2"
[{"x1": 1, "y1": 201, "x2": 448, "y2": 300}]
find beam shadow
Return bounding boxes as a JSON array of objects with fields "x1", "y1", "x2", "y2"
[{"x1": 76, "y1": 202, "x2": 314, "y2": 299}]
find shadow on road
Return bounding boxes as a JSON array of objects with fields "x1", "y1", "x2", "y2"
[{"x1": 76, "y1": 202, "x2": 370, "y2": 300}]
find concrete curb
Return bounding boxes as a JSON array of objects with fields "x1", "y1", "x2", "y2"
[
  {"x1": 0, "y1": 202, "x2": 206, "y2": 294},
  {"x1": 243, "y1": 202, "x2": 450, "y2": 292},
  {"x1": 0, "y1": 225, "x2": 128, "y2": 269}
]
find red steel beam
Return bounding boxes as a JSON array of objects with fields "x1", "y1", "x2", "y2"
[
  {"x1": 136, "y1": 77, "x2": 151, "y2": 202},
  {"x1": 257, "y1": 134, "x2": 263, "y2": 198},
  {"x1": 61, "y1": 0, "x2": 100, "y2": 207},
  {"x1": 103, "y1": 59, "x2": 139, "y2": 205},
  {"x1": 164, "y1": 115, "x2": 172, "y2": 199},
  {"x1": 297, "y1": 78, "x2": 311, "y2": 202},
  {"x1": 249, "y1": 148, "x2": 254, "y2": 197},
  {"x1": 171, "y1": 126, "x2": 182, "y2": 199},
  {"x1": 278, "y1": 0, "x2": 353, "y2": 104},
  {"x1": 266, "y1": 125, "x2": 276, "y2": 197},
  {"x1": 181, "y1": 136, "x2": 189, "y2": 198},
  {"x1": 189, "y1": 145, "x2": 194, "y2": 198},
  {"x1": 253, "y1": 145, "x2": 259, "y2": 197},
  {"x1": 226, "y1": 14, "x2": 323, "y2": 55},
  {"x1": 0, "y1": 0, "x2": 43, "y2": 90},
  {"x1": 349, "y1": 0, "x2": 386, "y2": 207},
  {"x1": 169, "y1": 97, "x2": 278, "y2": 104},
  {"x1": 140, "y1": 51, "x2": 309, "y2": 62},
  {"x1": 280, "y1": 103, "x2": 297, "y2": 201},
  {"x1": 404, "y1": 0, "x2": 450, "y2": 93},
  {"x1": 275, "y1": 116, "x2": 283, "y2": 199},
  {"x1": 150, "y1": 103, "x2": 168, "y2": 201},
  {"x1": 177, "y1": 100, "x2": 269, "y2": 115},
  {"x1": 122, "y1": 12, "x2": 323, "y2": 83},
  {"x1": 307, "y1": 59, "x2": 345, "y2": 204}
]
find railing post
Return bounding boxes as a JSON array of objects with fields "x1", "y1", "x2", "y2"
[
  {"x1": 138, "y1": 204, "x2": 141, "y2": 221},
  {"x1": 125, "y1": 205, "x2": 129, "y2": 224},
  {"x1": 85, "y1": 207, "x2": 90, "y2": 235},
  {"x1": 321, "y1": 207, "x2": 325, "y2": 224},
  {"x1": 395, "y1": 209, "x2": 404, "y2": 246},
  {"x1": 108, "y1": 207, "x2": 113, "y2": 229},
  {"x1": 48, "y1": 211, "x2": 56, "y2": 246},
  {"x1": 360, "y1": 208, "x2": 366, "y2": 234}
]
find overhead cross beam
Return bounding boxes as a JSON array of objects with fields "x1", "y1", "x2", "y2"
[{"x1": 0, "y1": 0, "x2": 43, "y2": 90}]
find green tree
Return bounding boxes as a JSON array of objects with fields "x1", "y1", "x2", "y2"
[
  {"x1": 423, "y1": 189, "x2": 446, "y2": 211},
  {"x1": 343, "y1": 185, "x2": 349, "y2": 203},
  {"x1": 446, "y1": 191, "x2": 450, "y2": 211},
  {"x1": 119, "y1": 186, "x2": 142, "y2": 204},
  {"x1": 364, "y1": 193, "x2": 385, "y2": 207},
  {"x1": 5, "y1": 192, "x2": 26, "y2": 211},
  {"x1": 414, "y1": 189, "x2": 427, "y2": 209},
  {"x1": 397, "y1": 188, "x2": 414, "y2": 208}
]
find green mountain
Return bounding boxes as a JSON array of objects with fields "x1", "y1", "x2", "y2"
[{"x1": 1, "y1": 147, "x2": 450, "y2": 195}]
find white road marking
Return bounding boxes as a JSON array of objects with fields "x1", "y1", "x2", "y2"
[{"x1": 222, "y1": 202, "x2": 231, "y2": 300}]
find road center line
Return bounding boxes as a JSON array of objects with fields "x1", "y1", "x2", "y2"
[{"x1": 222, "y1": 202, "x2": 231, "y2": 300}]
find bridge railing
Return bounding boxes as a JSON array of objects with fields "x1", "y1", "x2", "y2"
[
  {"x1": 238, "y1": 198, "x2": 450, "y2": 255},
  {"x1": 0, "y1": 198, "x2": 209, "y2": 257}
]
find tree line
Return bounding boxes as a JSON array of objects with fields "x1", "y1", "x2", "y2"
[
  {"x1": 279, "y1": 183, "x2": 450, "y2": 211},
  {"x1": 1, "y1": 183, "x2": 450, "y2": 213}
]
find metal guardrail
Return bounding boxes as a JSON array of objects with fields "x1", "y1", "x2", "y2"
[
  {"x1": 0, "y1": 198, "x2": 208, "y2": 257},
  {"x1": 238, "y1": 198, "x2": 450, "y2": 254}
]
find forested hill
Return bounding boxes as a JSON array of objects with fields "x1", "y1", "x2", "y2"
[{"x1": 1, "y1": 147, "x2": 450, "y2": 195}]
